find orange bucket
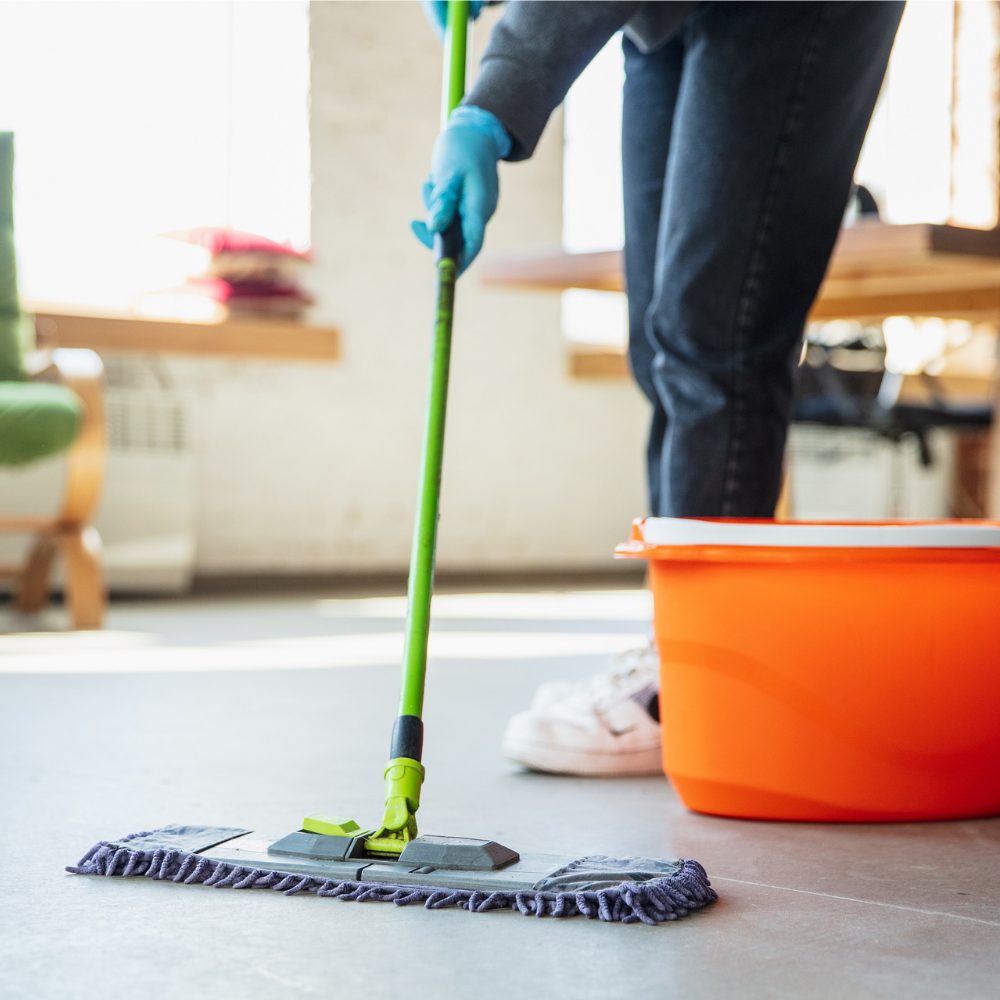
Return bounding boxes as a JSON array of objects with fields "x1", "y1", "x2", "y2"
[{"x1": 617, "y1": 518, "x2": 1000, "y2": 822}]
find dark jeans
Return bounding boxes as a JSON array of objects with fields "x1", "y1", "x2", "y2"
[{"x1": 622, "y1": 1, "x2": 903, "y2": 517}]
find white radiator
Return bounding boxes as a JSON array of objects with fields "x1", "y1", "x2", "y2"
[{"x1": 788, "y1": 426, "x2": 956, "y2": 520}]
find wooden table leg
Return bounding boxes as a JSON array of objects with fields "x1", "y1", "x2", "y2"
[
  {"x1": 775, "y1": 467, "x2": 794, "y2": 520},
  {"x1": 59, "y1": 525, "x2": 106, "y2": 629},
  {"x1": 987, "y1": 333, "x2": 1000, "y2": 518},
  {"x1": 15, "y1": 533, "x2": 57, "y2": 613}
]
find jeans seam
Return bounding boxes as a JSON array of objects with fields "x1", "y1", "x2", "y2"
[{"x1": 721, "y1": 4, "x2": 831, "y2": 515}]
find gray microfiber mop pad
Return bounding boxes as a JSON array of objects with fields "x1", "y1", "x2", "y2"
[{"x1": 68, "y1": 826, "x2": 717, "y2": 925}]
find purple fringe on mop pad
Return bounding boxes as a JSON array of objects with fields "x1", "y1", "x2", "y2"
[{"x1": 68, "y1": 828, "x2": 717, "y2": 925}]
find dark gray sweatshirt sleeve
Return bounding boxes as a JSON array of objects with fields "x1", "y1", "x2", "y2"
[{"x1": 464, "y1": 1, "x2": 642, "y2": 161}]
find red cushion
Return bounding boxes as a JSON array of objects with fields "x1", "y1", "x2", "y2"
[
  {"x1": 187, "y1": 276, "x2": 314, "y2": 305},
  {"x1": 168, "y1": 227, "x2": 311, "y2": 260}
]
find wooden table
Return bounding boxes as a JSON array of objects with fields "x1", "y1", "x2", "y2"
[
  {"x1": 482, "y1": 221, "x2": 1000, "y2": 321},
  {"x1": 482, "y1": 221, "x2": 1000, "y2": 378},
  {"x1": 29, "y1": 305, "x2": 341, "y2": 362}
]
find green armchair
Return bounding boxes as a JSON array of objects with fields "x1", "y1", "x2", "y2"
[{"x1": 0, "y1": 131, "x2": 107, "y2": 628}]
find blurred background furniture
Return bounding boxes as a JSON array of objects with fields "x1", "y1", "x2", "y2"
[
  {"x1": 795, "y1": 191, "x2": 994, "y2": 513},
  {"x1": 0, "y1": 132, "x2": 107, "y2": 628},
  {"x1": 480, "y1": 214, "x2": 1000, "y2": 518}
]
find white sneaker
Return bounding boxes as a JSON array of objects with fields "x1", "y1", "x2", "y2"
[
  {"x1": 528, "y1": 644, "x2": 656, "y2": 709},
  {"x1": 502, "y1": 644, "x2": 663, "y2": 776}
]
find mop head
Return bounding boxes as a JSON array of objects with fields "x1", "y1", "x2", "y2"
[{"x1": 68, "y1": 826, "x2": 717, "y2": 925}]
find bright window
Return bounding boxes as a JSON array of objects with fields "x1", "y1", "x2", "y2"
[
  {"x1": 562, "y1": 37, "x2": 625, "y2": 347},
  {"x1": 0, "y1": 0, "x2": 309, "y2": 311}
]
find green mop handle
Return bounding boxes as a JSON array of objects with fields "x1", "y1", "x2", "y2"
[{"x1": 377, "y1": 1, "x2": 469, "y2": 838}]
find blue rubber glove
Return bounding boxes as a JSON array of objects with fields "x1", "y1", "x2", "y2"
[
  {"x1": 411, "y1": 105, "x2": 512, "y2": 274},
  {"x1": 421, "y1": 0, "x2": 484, "y2": 38}
]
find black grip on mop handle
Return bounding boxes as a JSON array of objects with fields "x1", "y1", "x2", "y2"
[
  {"x1": 390, "y1": 714, "x2": 424, "y2": 762},
  {"x1": 434, "y1": 217, "x2": 463, "y2": 265}
]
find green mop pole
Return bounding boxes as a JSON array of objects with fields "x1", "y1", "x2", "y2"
[{"x1": 365, "y1": 0, "x2": 469, "y2": 857}]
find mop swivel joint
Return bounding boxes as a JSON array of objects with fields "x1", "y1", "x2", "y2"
[{"x1": 364, "y1": 757, "x2": 425, "y2": 857}]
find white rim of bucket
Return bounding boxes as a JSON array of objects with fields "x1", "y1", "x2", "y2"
[{"x1": 640, "y1": 518, "x2": 1000, "y2": 549}]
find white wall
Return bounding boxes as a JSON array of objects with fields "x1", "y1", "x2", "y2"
[{"x1": 175, "y1": 1, "x2": 648, "y2": 575}]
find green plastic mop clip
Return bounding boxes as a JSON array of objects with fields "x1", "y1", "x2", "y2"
[
  {"x1": 364, "y1": 757, "x2": 426, "y2": 857},
  {"x1": 301, "y1": 816, "x2": 363, "y2": 838}
]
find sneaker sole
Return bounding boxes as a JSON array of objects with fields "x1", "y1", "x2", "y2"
[{"x1": 502, "y1": 738, "x2": 663, "y2": 778}]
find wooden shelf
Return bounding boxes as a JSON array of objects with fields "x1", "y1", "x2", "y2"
[
  {"x1": 28, "y1": 305, "x2": 341, "y2": 362},
  {"x1": 481, "y1": 221, "x2": 1000, "y2": 323}
]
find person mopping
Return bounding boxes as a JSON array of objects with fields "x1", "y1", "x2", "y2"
[
  {"x1": 414, "y1": 0, "x2": 903, "y2": 776},
  {"x1": 68, "y1": 3, "x2": 722, "y2": 922}
]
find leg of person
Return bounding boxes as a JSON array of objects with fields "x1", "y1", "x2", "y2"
[
  {"x1": 502, "y1": 36, "x2": 685, "y2": 776},
  {"x1": 504, "y1": 2, "x2": 903, "y2": 777},
  {"x1": 647, "y1": 0, "x2": 903, "y2": 517},
  {"x1": 622, "y1": 33, "x2": 686, "y2": 518}
]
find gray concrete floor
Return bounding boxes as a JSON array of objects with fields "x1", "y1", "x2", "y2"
[{"x1": 2, "y1": 583, "x2": 999, "y2": 1000}]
